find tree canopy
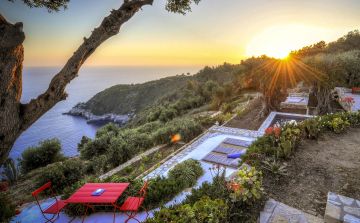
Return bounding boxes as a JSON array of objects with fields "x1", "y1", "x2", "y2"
[
  {"x1": 9, "y1": 0, "x2": 201, "y2": 14},
  {"x1": 0, "y1": 0, "x2": 202, "y2": 164},
  {"x1": 8, "y1": 0, "x2": 69, "y2": 12}
]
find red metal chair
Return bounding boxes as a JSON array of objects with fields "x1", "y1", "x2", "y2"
[
  {"x1": 31, "y1": 182, "x2": 67, "y2": 223},
  {"x1": 119, "y1": 181, "x2": 149, "y2": 223}
]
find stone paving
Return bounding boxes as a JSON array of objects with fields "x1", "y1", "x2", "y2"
[
  {"x1": 325, "y1": 192, "x2": 360, "y2": 223},
  {"x1": 260, "y1": 199, "x2": 324, "y2": 223}
]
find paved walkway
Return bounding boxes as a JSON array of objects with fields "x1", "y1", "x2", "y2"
[{"x1": 260, "y1": 199, "x2": 323, "y2": 223}]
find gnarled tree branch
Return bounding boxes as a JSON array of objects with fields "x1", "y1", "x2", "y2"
[{"x1": 0, "y1": 0, "x2": 153, "y2": 164}]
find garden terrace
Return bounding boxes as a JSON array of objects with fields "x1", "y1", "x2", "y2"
[
  {"x1": 262, "y1": 128, "x2": 360, "y2": 218},
  {"x1": 243, "y1": 111, "x2": 360, "y2": 221}
]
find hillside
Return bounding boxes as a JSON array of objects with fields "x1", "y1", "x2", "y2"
[
  {"x1": 83, "y1": 75, "x2": 190, "y2": 115},
  {"x1": 71, "y1": 30, "x2": 360, "y2": 122},
  {"x1": 71, "y1": 63, "x2": 244, "y2": 118}
]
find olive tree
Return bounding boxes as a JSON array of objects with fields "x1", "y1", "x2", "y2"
[{"x1": 0, "y1": 0, "x2": 201, "y2": 164}]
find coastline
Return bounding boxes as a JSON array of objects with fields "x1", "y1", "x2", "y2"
[{"x1": 63, "y1": 103, "x2": 131, "y2": 126}]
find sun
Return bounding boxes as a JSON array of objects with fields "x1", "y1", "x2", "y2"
[
  {"x1": 269, "y1": 50, "x2": 290, "y2": 59},
  {"x1": 245, "y1": 24, "x2": 331, "y2": 60}
]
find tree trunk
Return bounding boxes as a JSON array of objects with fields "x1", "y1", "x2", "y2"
[
  {"x1": 315, "y1": 85, "x2": 332, "y2": 115},
  {"x1": 0, "y1": 0, "x2": 153, "y2": 164},
  {"x1": 0, "y1": 15, "x2": 25, "y2": 165}
]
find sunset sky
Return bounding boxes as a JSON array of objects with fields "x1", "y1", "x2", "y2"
[{"x1": 1, "y1": 0, "x2": 360, "y2": 67}]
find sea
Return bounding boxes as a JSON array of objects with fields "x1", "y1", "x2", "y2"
[{"x1": 9, "y1": 66, "x2": 201, "y2": 161}]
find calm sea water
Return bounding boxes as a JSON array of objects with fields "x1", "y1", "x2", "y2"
[{"x1": 10, "y1": 66, "x2": 201, "y2": 161}]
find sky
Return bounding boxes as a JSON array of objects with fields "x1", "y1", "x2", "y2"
[{"x1": 1, "y1": 0, "x2": 360, "y2": 67}]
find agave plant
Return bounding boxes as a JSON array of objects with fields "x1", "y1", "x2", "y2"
[
  {"x1": 1, "y1": 158, "x2": 19, "y2": 185},
  {"x1": 262, "y1": 157, "x2": 288, "y2": 177}
]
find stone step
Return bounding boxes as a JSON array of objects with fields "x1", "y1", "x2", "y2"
[
  {"x1": 324, "y1": 192, "x2": 360, "y2": 223},
  {"x1": 260, "y1": 199, "x2": 324, "y2": 223}
]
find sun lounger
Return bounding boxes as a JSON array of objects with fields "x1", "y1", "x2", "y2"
[
  {"x1": 213, "y1": 146, "x2": 245, "y2": 155},
  {"x1": 223, "y1": 138, "x2": 252, "y2": 147},
  {"x1": 202, "y1": 152, "x2": 240, "y2": 168}
]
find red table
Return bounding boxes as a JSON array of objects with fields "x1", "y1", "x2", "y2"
[{"x1": 65, "y1": 183, "x2": 130, "y2": 223}]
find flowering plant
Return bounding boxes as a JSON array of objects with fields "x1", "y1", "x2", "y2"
[
  {"x1": 229, "y1": 166, "x2": 263, "y2": 203},
  {"x1": 265, "y1": 126, "x2": 281, "y2": 138},
  {"x1": 341, "y1": 96, "x2": 355, "y2": 104}
]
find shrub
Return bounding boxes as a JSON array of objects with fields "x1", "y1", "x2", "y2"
[
  {"x1": 147, "y1": 196, "x2": 228, "y2": 223},
  {"x1": 345, "y1": 111, "x2": 360, "y2": 126},
  {"x1": 0, "y1": 192, "x2": 16, "y2": 222},
  {"x1": 79, "y1": 134, "x2": 113, "y2": 160},
  {"x1": 168, "y1": 159, "x2": 204, "y2": 188},
  {"x1": 185, "y1": 166, "x2": 229, "y2": 205},
  {"x1": 151, "y1": 118, "x2": 204, "y2": 144},
  {"x1": 80, "y1": 128, "x2": 153, "y2": 172},
  {"x1": 19, "y1": 138, "x2": 65, "y2": 173},
  {"x1": 35, "y1": 158, "x2": 85, "y2": 193},
  {"x1": 145, "y1": 159, "x2": 203, "y2": 209},
  {"x1": 214, "y1": 113, "x2": 233, "y2": 125},
  {"x1": 301, "y1": 118, "x2": 321, "y2": 139},
  {"x1": 318, "y1": 113, "x2": 351, "y2": 133},
  {"x1": 261, "y1": 157, "x2": 288, "y2": 177},
  {"x1": 1, "y1": 158, "x2": 18, "y2": 185},
  {"x1": 229, "y1": 166, "x2": 264, "y2": 204},
  {"x1": 329, "y1": 116, "x2": 350, "y2": 133}
]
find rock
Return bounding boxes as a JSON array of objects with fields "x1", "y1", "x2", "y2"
[{"x1": 64, "y1": 103, "x2": 131, "y2": 125}]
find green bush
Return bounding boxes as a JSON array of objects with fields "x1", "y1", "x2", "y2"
[
  {"x1": 151, "y1": 117, "x2": 204, "y2": 144},
  {"x1": 19, "y1": 138, "x2": 65, "y2": 173},
  {"x1": 147, "y1": 196, "x2": 228, "y2": 223},
  {"x1": 301, "y1": 118, "x2": 321, "y2": 139},
  {"x1": 229, "y1": 166, "x2": 264, "y2": 204},
  {"x1": 0, "y1": 192, "x2": 16, "y2": 222},
  {"x1": 1, "y1": 158, "x2": 18, "y2": 185},
  {"x1": 326, "y1": 116, "x2": 350, "y2": 133},
  {"x1": 184, "y1": 167, "x2": 229, "y2": 205},
  {"x1": 168, "y1": 159, "x2": 204, "y2": 188},
  {"x1": 145, "y1": 159, "x2": 203, "y2": 209},
  {"x1": 79, "y1": 127, "x2": 154, "y2": 172},
  {"x1": 35, "y1": 159, "x2": 85, "y2": 193}
]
